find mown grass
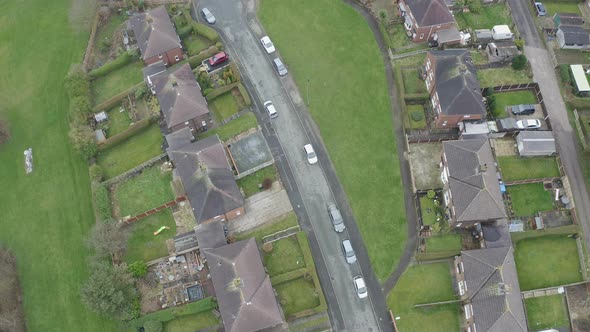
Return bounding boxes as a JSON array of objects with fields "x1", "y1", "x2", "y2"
[
  {"x1": 402, "y1": 69, "x2": 426, "y2": 94},
  {"x1": 508, "y1": 183, "x2": 555, "y2": 216},
  {"x1": 543, "y1": 1, "x2": 581, "y2": 16},
  {"x1": 494, "y1": 90, "x2": 537, "y2": 118},
  {"x1": 420, "y1": 196, "x2": 437, "y2": 226},
  {"x1": 183, "y1": 33, "x2": 211, "y2": 57},
  {"x1": 210, "y1": 92, "x2": 240, "y2": 122},
  {"x1": 406, "y1": 104, "x2": 426, "y2": 129},
  {"x1": 236, "y1": 165, "x2": 278, "y2": 197},
  {"x1": 125, "y1": 209, "x2": 177, "y2": 263},
  {"x1": 525, "y1": 294, "x2": 570, "y2": 330},
  {"x1": 105, "y1": 106, "x2": 132, "y2": 137},
  {"x1": 163, "y1": 312, "x2": 219, "y2": 332},
  {"x1": 92, "y1": 60, "x2": 144, "y2": 105},
  {"x1": 260, "y1": 0, "x2": 406, "y2": 281},
  {"x1": 454, "y1": 4, "x2": 512, "y2": 30},
  {"x1": 199, "y1": 112, "x2": 258, "y2": 142},
  {"x1": 498, "y1": 156, "x2": 560, "y2": 181},
  {"x1": 478, "y1": 67, "x2": 533, "y2": 88},
  {"x1": 264, "y1": 235, "x2": 306, "y2": 277},
  {"x1": 425, "y1": 234, "x2": 462, "y2": 252},
  {"x1": 275, "y1": 277, "x2": 320, "y2": 317},
  {"x1": 113, "y1": 165, "x2": 174, "y2": 217}
]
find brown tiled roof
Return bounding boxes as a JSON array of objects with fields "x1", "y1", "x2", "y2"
[
  {"x1": 128, "y1": 6, "x2": 182, "y2": 60},
  {"x1": 405, "y1": 0, "x2": 455, "y2": 27}
]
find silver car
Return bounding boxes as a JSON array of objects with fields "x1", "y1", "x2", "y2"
[
  {"x1": 328, "y1": 204, "x2": 345, "y2": 233},
  {"x1": 342, "y1": 239, "x2": 356, "y2": 264},
  {"x1": 201, "y1": 8, "x2": 216, "y2": 24},
  {"x1": 273, "y1": 58, "x2": 288, "y2": 76}
]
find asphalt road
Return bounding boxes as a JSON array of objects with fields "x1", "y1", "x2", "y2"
[
  {"x1": 507, "y1": 1, "x2": 590, "y2": 253},
  {"x1": 192, "y1": 0, "x2": 393, "y2": 331}
]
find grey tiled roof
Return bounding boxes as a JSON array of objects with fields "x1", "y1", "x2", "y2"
[
  {"x1": 405, "y1": 0, "x2": 455, "y2": 27},
  {"x1": 555, "y1": 12, "x2": 584, "y2": 26},
  {"x1": 487, "y1": 41, "x2": 519, "y2": 57},
  {"x1": 516, "y1": 131, "x2": 556, "y2": 156},
  {"x1": 128, "y1": 6, "x2": 182, "y2": 60},
  {"x1": 194, "y1": 220, "x2": 226, "y2": 250},
  {"x1": 482, "y1": 219, "x2": 511, "y2": 249},
  {"x1": 559, "y1": 25, "x2": 590, "y2": 45},
  {"x1": 444, "y1": 139, "x2": 506, "y2": 222},
  {"x1": 430, "y1": 50, "x2": 486, "y2": 117}
]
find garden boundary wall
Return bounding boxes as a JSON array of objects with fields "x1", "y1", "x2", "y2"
[
  {"x1": 122, "y1": 196, "x2": 187, "y2": 224},
  {"x1": 102, "y1": 153, "x2": 167, "y2": 186}
]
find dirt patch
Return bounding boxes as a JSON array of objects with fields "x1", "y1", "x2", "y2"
[
  {"x1": 566, "y1": 283, "x2": 590, "y2": 332},
  {"x1": 408, "y1": 142, "x2": 443, "y2": 190},
  {"x1": 0, "y1": 248, "x2": 26, "y2": 332}
]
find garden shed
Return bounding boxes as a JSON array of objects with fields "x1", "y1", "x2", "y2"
[
  {"x1": 94, "y1": 111, "x2": 108, "y2": 123},
  {"x1": 516, "y1": 131, "x2": 556, "y2": 157},
  {"x1": 570, "y1": 64, "x2": 590, "y2": 96}
]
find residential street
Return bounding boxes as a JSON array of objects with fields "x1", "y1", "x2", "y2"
[
  {"x1": 192, "y1": 0, "x2": 394, "y2": 331},
  {"x1": 508, "y1": 0, "x2": 590, "y2": 252}
]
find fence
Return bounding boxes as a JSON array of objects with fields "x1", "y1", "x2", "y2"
[
  {"x1": 406, "y1": 131, "x2": 460, "y2": 144},
  {"x1": 104, "y1": 0, "x2": 188, "y2": 8},
  {"x1": 573, "y1": 109, "x2": 589, "y2": 150},
  {"x1": 522, "y1": 280, "x2": 589, "y2": 299},
  {"x1": 504, "y1": 177, "x2": 559, "y2": 186},
  {"x1": 123, "y1": 196, "x2": 187, "y2": 224},
  {"x1": 102, "y1": 153, "x2": 168, "y2": 186},
  {"x1": 262, "y1": 225, "x2": 301, "y2": 244},
  {"x1": 82, "y1": 12, "x2": 101, "y2": 71}
]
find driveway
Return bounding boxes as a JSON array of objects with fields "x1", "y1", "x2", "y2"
[
  {"x1": 193, "y1": 0, "x2": 392, "y2": 331},
  {"x1": 508, "y1": 0, "x2": 590, "y2": 256}
]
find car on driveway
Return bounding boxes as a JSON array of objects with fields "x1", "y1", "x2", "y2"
[
  {"x1": 260, "y1": 36, "x2": 276, "y2": 54},
  {"x1": 328, "y1": 204, "x2": 345, "y2": 233},
  {"x1": 342, "y1": 239, "x2": 356, "y2": 264},
  {"x1": 208, "y1": 52, "x2": 228, "y2": 66},
  {"x1": 263, "y1": 101, "x2": 278, "y2": 119},
  {"x1": 303, "y1": 144, "x2": 317, "y2": 164},
  {"x1": 273, "y1": 58, "x2": 288, "y2": 76},
  {"x1": 516, "y1": 119, "x2": 541, "y2": 130},
  {"x1": 201, "y1": 8, "x2": 216, "y2": 24},
  {"x1": 353, "y1": 276, "x2": 368, "y2": 299},
  {"x1": 535, "y1": 2, "x2": 546, "y2": 16},
  {"x1": 511, "y1": 104, "x2": 536, "y2": 116}
]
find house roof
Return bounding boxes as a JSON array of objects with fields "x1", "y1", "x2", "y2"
[
  {"x1": 571, "y1": 64, "x2": 590, "y2": 92},
  {"x1": 462, "y1": 247, "x2": 527, "y2": 332},
  {"x1": 173, "y1": 230, "x2": 198, "y2": 253},
  {"x1": 203, "y1": 238, "x2": 283, "y2": 332},
  {"x1": 443, "y1": 139, "x2": 506, "y2": 222},
  {"x1": 152, "y1": 63, "x2": 210, "y2": 130},
  {"x1": 166, "y1": 129, "x2": 244, "y2": 223},
  {"x1": 516, "y1": 131, "x2": 556, "y2": 156},
  {"x1": 128, "y1": 6, "x2": 181, "y2": 60},
  {"x1": 143, "y1": 60, "x2": 167, "y2": 83},
  {"x1": 482, "y1": 219, "x2": 511, "y2": 249},
  {"x1": 436, "y1": 26, "x2": 461, "y2": 44},
  {"x1": 194, "y1": 220, "x2": 227, "y2": 250},
  {"x1": 404, "y1": 0, "x2": 455, "y2": 27},
  {"x1": 487, "y1": 41, "x2": 519, "y2": 58},
  {"x1": 430, "y1": 50, "x2": 486, "y2": 117},
  {"x1": 554, "y1": 12, "x2": 584, "y2": 26},
  {"x1": 559, "y1": 25, "x2": 590, "y2": 45}
]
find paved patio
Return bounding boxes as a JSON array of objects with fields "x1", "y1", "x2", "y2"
[
  {"x1": 408, "y1": 142, "x2": 443, "y2": 190},
  {"x1": 490, "y1": 137, "x2": 517, "y2": 156}
]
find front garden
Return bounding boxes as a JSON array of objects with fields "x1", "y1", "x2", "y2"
[
  {"x1": 199, "y1": 111, "x2": 258, "y2": 142},
  {"x1": 477, "y1": 67, "x2": 533, "y2": 88},
  {"x1": 454, "y1": 3, "x2": 512, "y2": 30},
  {"x1": 497, "y1": 156, "x2": 560, "y2": 182},
  {"x1": 236, "y1": 165, "x2": 278, "y2": 198},
  {"x1": 525, "y1": 294, "x2": 570, "y2": 331}
]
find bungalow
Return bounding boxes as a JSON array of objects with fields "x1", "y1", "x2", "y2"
[
  {"x1": 399, "y1": 0, "x2": 456, "y2": 42},
  {"x1": 424, "y1": 50, "x2": 486, "y2": 128},
  {"x1": 166, "y1": 128, "x2": 245, "y2": 224},
  {"x1": 556, "y1": 25, "x2": 590, "y2": 49},
  {"x1": 151, "y1": 63, "x2": 211, "y2": 133},
  {"x1": 553, "y1": 12, "x2": 584, "y2": 29},
  {"x1": 486, "y1": 41, "x2": 519, "y2": 63},
  {"x1": 441, "y1": 139, "x2": 507, "y2": 227},
  {"x1": 128, "y1": 6, "x2": 184, "y2": 66}
]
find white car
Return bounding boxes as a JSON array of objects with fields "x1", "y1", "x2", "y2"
[
  {"x1": 200, "y1": 8, "x2": 216, "y2": 24},
  {"x1": 304, "y1": 144, "x2": 318, "y2": 164},
  {"x1": 353, "y1": 276, "x2": 368, "y2": 299},
  {"x1": 263, "y1": 101, "x2": 278, "y2": 119},
  {"x1": 516, "y1": 119, "x2": 541, "y2": 130},
  {"x1": 260, "y1": 36, "x2": 276, "y2": 54},
  {"x1": 328, "y1": 204, "x2": 345, "y2": 233}
]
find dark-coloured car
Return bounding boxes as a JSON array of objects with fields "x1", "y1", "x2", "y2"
[
  {"x1": 511, "y1": 104, "x2": 536, "y2": 116},
  {"x1": 208, "y1": 52, "x2": 228, "y2": 66}
]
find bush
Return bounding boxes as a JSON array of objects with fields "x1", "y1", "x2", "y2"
[
  {"x1": 215, "y1": 41, "x2": 224, "y2": 51},
  {"x1": 97, "y1": 116, "x2": 157, "y2": 151},
  {"x1": 237, "y1": 83, "x2": 252, "y2": 106},
  {"x1": 127, "y1": 297, "x2": 217, "y2": 328},
  {"x1": 203, "y1": 87, "x2": 214, "y2": 95},
  {"x1": 426, "y1": 190, "x2": 436, "y2": 199},
  {"x1": 65, "y1": 65, "x2": 91, "y2": 98},
  {"x1": 229, "y1": 62, "x2": 241, "y2": 81},
  {"x1": 144, "y1": 320, "x2": 163, "y2": 332},
  {"x1": 89, "y1": 49, "x2": 139, "y2": 79},
  {"x1": 70, "y1": 95, "x2": 93, "y2": 114},
  {"x1": 177, "y1": 25, "x2": 193, "y2": 39},
  {"x1": 410, "y1": 110, "x2": 424, "y2": 122},
  {"x1": 135, "y1": 83, "x2": 148, "y2": 100},
  {"x1": 262, "y1": 178, "x2": 273, "y2": 190},
  {"x1": 94, "y1": 183, "x2": 112, "y2": 221},
  {"x1": 192, "y1": 22, "x2": 220, "y2": 42},
  {"x1": 468, "y1": 0, "x2": 482, "y2": 13},
  {"x1": 512, "y1": 54, "x2": 527, "y2": 70},
  {"x1": 514, "y1": 39, "x2": 525, "y2": 51},
  {"x1": 270, "y1": 268, "x2": 307, "y2": 285},
  {"x1": 128, "y1": 261, "x2": 148, "y2": 278},
  {"x1": 205, "y1": 82, "x2": 239, "y2": 101},
  {"x1": 69, "y1": 119, "x2": 97, "y2": 159},
  {"x1": 187, "y1": 46, "x2": 219, "y2": 69},
  {"x1": 89, "y1": 164, "x2": 104, "y2": 182},
  {"x1": 262, "y1": 242, "x2": 273, "y2": 253}
]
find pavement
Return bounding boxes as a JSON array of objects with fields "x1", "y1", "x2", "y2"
[
  {"x1": 507, "y1": 0, "x2": 590, "y2": 255},
  {"x1": 192, "y1": 0, "x2": 395, "y2": 331}
]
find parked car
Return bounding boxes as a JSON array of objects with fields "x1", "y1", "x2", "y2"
[
  {"x1": 535, "y1": 2, "x2": 547, "y2": 16},
  {"x1": 263, "y1": 101, "x2": 278, "y2": 119},
  {"x1": 328, "y1": 204, "x2": 345, "y2": 233},
  {"x1": 342, "y1": 239, "x2": 356, "y2": 264},
  {"x1": 208, "y1": 52, "x2": 228, "y2": 66},
  {"x1": 516, "y1": 119, "x2": 542, "y2": 130},
  {"x1": 511, "y1": 104, "x2": 536, "y2": 116},
  {"x1": 260, "y1": 36, "x2": 276, "y2": 54},
  {"x1": 201, "y1": 8, "x2": 216, "y2": 24},
  {"x1": 353, "y1": 276, "x2": 368, "y2": 299},
  {"x1": 303, "y1": 144, "x2": 318, "y2": 164},
  {"x1": 273, "y1": 57, "x2": 288, "y2": 76}
]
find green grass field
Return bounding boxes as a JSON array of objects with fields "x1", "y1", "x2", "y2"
[
  {"x1": 478, "y1": 67, "x2": 532, "y2": 88},
  {"x1": 455, "y1": 4, "x2": 512, "y2": 29},
  {"x1": 92, "y1": 61, "x2": 143, "y2": 105},
  {"x1": 0, "y1": 0, "x2": 119, "y2": 330},
  {"x1": 387, "y1": 263, "x2": 459, "y2": 331},
  {"x1": 508, "y1": 183, "x2": 554, "y2": 216},
  {"x1": 105, "y1": 106, "x2": 133, "y2": 137},
  {"x1": 494, "y1": 90, "x2": 537, "y2": 118},
  {"x1": 125, "y1": 209, "x2": 177, "y2": 263},
  {"x1": 525, "y1": 295, "x2": 570, "y2": 330},
  {"x1": 163, "y1": 312, "x2": 219, "y2": 332},
  {"x1": 264, "y1": 235, "x2": 306, "y2": 277},
  {"x1": 402, "y1": 69, "x2": 426, "y2": 94},
  {"x1": 236, "y1": 165, "x2": 278, "y2": 197},
  {"x1": 498, "y1": 156, "x2": 560, "y2": 181},
  {"x1": 420, "y1": 196, "x2": 438, "y2": 226},
  {"x1": 275, "y1": 277, "x2": 320, "y2": 317},
  {"x1": 210, "y1": 92, "x2": 240, "y2": 122},
  {"x1": 183, "y1": 33, "x2": 211, "y2": 57},
  {"x1": 260, "y1": 0, "x2": 406, "y2": 281},
  {"x1": 406, "y1": 104, "x2": 426, "y2": 129},
  {"x1": 514, "y1": 236, "x2": 583, "y2": 290},
  {"x1": 425, "y1": 234, "x2": 462, "y2": 252},
  {"x1": 199, "y1": 112, "x2": 258, "y2": 142},
  {"x1": 543, "y1": 1, "x2": 581, "y2": 16},
  {"x1": 113, "y1": 165, "x2": 174, "y2": 217}
]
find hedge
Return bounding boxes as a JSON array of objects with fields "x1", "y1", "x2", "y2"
[
  {"x1": 97, "y1": 116, "x2": 157, "y2": 151},
  {"x1": 229, "y1": 61, "x2": 241, "y2": 82},
  {"x1": 205, "y1": 82, "x2": 239, "y2": 100},
  {"x1": 237, "y1": 83, "x2": 251, "y2": 106},
  {"x1": 270, "y1": 268, "x2": 307, "y2": 285},
  {"x1": 415, "y1": 250, "x2": 460, "y2": 262},
  {"x1": 191, "y1": 22, "x2": 220, "y2": 42},
  {"x1": 403, "y1": 93, "x2": 430, "y2": 102},
  {"x1": 126, "y1": 297, "x2": 217, "y2": 328},
  {"x1": 188, "y1": 46, "x2": 219, "y2": 69},
  {"x1": 89, "y1": 50, "x2": 138, "y2": 78},
  {"x1": 94, "y1": 81, "x2": 145, "y2": 112},
  {"x1": 511, "y1": 224, "x2": 580, "y2": 243},
  {"x1": 93, "y1": 183, "x2": 112, "y2": 221},
  {"x1": 177, "y1": 25, "x2": 193, "y2": 39}
]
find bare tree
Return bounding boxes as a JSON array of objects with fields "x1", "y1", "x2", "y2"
[{"x1": 86, "y1": 221, "x2": 128, "y2": 259}]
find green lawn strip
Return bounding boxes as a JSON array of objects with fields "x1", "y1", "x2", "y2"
[
  {"x1": 425, "y1": 234, "x2": 462, "y2": 252},
  {"x1": 454, "y1": 4, "x2": 512, "y2": 29},
  {"x1": 407, "y1": 105, "x2": 426, "y2": 129},
  {"x1": 124, "y1": 209, "x2": 177, "y2": 263},
  {"x1": 514, "y1": 236, "x2": 583, "y2": 290},
  {"x1": 199, "y1": 112, "x2": 258, "y2": 142},
  {"x1": 543, "y1": 1, "x2": 581, "y2": 16},
  {"x1": 97, "y1": 124, "x2": 164, "y2": 179},
  {"x1": 420, "y1": 196, "x2": 437, "y2": 226},
  {"x1": 0, "y1": 0, "x2": 119, "y2": 330},
  {"x1": 260, "y1": 0, "x2": 406, "y2": 281},
  {"x1": 402, "y1": 69, "x2": 426, "y2": 94},
  {"x1": 387, "y1": 263, "x2": 459, "y2": 332},
  {"x1": 210, "y1": 92, "x2": 240, "y2": 122},
  {"x1": 128, "y1": 297, "x2": 216, "y2": 328},
  {"x1": 113, "y1": 166, "x2": 174, "y2": 217},
  {"x1": 92, "y1": 60, "x2": 144, "y2": 105},
  {"x1": 104, "y1": 106, "x2": 133, "y2": 137},
  {"x1": 264, "y1": 235, "x2": 306, "y2": 277},
  {"x1": 236, "y1": 165, "x2": 278, "y2": 197},
  {"x1": 477, "y1": 67, "x2": 532, "y2": 88},
  {"x1": 163, "y1": 312, "x2": 219, "y2": 332},
  {"x1": 275, "y1": 277, "x2": 320, "y2": 317},
  {"x1": 494, "y1": 90, "x2": 537, "y2": 119},
  {"x1": 498, "y1": 156, "x2": 560, "y2": 181},
  {"x1": 507, "y1": 183, "x2": 554, "y2": 217},
  {"x1": 525, "y1": 295, "x2": 570, "y2": 330},
  {"x1": 235, "y1": 212, "x2": 299, "y2": 242},
  {"x1": 183, "y1": 33, "x2": 211, "y2": 56}
]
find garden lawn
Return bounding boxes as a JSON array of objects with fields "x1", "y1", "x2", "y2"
[
  {"x1": 543, "y1": 1, "x2": 581, "y2": 16},
  {"x1": 454, "y1": 4, "x2": 512, "y2": 29},
  {"x1": 264, "y1": 235, "x2": 305, "y2": 277},
  {"x1": 236, "y1": 165, "x2": 278, "y2": 197},
  {"x1": 402, "y1": 69, "x2": 426, "y2": 94},
  {"x1": 508, "y1": 183, "x2": 554, "y2": 216},
  {"x1": 275, "y1": 277, "x2": 320, "y2": 317},
  {"x1": 210, "y1": 92, "x2": 240, "y2": 122},
  {"x1": 97, "y1": 124, "x2": 164, "y2": 179},
  {"x1": 426, "y1": 234, "x2": 462, "y2": 252},
  {"x1": 514, "y1": 235, "x2": 583, "y2": 290},
  {"x1": 0, "y1": 0, "x2": 119, "y2": 330},
  {"x1": 183, "y1": 33, "x2": 211, "y2": 56},
  {"x1": 125, "y1": 209, "x2": 177, "y2": 263},
  {"x1": 388, "y1": 23, "x2": 413, "y2": 50},
  {"x1": 494, "y1": 90, "x2": 537, "y2": 118},
  {"x1": 260, "y1": 0, "x2": 406, "y2": 281},
  {"x1": 92, "y1": 60, "x2": 143, "y2": 105},
  {"x1": 498, "y1": 156, "x2": 560, "y2": 181},
  {"x1": 105, "y1": 106, "x2": 132, "y2": 137},
  {"x1": 525, "y1": 295, "x2": 570, "y2": 330},
  {"x1": 113, "y1": 165, "x2": 174, "y2": 217},
  {"x1": 420, "y1": 196, "x2": 437, "y2": 226},
  {"x1": 478, "y1": 67, "x2": 532, "y2": 88},
  {"x1": 470, "y1": 50, "x2": 488, "y2": 65},
  {"x1": 406, "y1": 104, "x2": 426, "y2": 129},
  {"x1": 387, "y1": 263, "x2": 459, "y2": 331},
  {"x1": 235, "y1": 212, "x2": 299, "y2": 241},
  {"x1": 163, "y1": 312, "x2": 219, "y2": 332},
  {"x1": 200, "y1": 112, "x2": 258, "y2": 142}
]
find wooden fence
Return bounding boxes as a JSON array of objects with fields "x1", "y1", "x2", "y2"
[
  {"x1": 102, "y1": 153, "x2": 168, "y2": 186},
  {"x1": 122, "y1": 196, "x2": 187, "y2": 224},
  {"x1": 83, "y1": 12, "x2": 101, "y2": 71}
]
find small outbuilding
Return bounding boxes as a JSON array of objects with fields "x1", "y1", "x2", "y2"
[
  {"x1": 486, "y1": 41, "x2": 519, "y2": 63},
  {"x1": 556, "y1": 25, "x2": 590, "y2": 49},
  {"x1": 516, "y1": 131, "x2": 556, "y2": 157},
  {"x1": 570, "y1": 64, "x2": 590, "y2": 96},
  {"x1": 94, "y1": 111, "x2": 108, "y2": 123},
  {"x1": 433, "y1": 26, "x2": 461, "y2": 46},
  {"x1": 553, "y1": 12, "x2": 584, "y2": 29},
  {"x1": 94, "y1": 129, "x2": 106, "y2": 143}
]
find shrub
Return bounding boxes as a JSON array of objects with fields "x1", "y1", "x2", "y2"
[
  {"x1": 177, "y1": 25, "x2": 193, "y2": 39},
  {"x1": 65, "y1": 65, "x2": 91, "y2": 98},
  {"x1": 229, "y1": 62, "x2": 241, "y2": 81},
  {"x1": 94, "y1": 183, "x2": 112, "y2": 221},
  {"x1": 203, "y1": 87, "x2": 214, "y2": 95},
  {"x1": 262, "y1": 178, "x2": 273, "y2": 190},
  {"x1": 197, "y1": 71, "x2": 213, "y2": 90},
  {"x1": 237, "y1": 83, "x2": 252, "y2": 106},
  {"x1": 0, "y1": 118, "x2": 10, "y2": 144},
  {"x1": 135, "y1": 83, "x2": 148, "y2": 100},
  {"x1": 205, "y1": 82, "x2": 239, "y2": 101},
  {"x1": 69, "y1": 119, "x2": 97, "y2": 159},
  {"x1": 97, "y1": 116, "x2": 157, "y2": 151},
  {"x1": 144, "y1": 320, "x2": 163, "y2": 332},
  {"x1": 70, "y1": 95, "x2": 93, "y2": 114},
  {"x1": 410, "y1": 110, "x2": 424, "y2": 122},
  {"x1": 89, "y1": 164, "x2": 104, "y2": 182},
  {"x1": 468, "y1": 0, "x2": 482, "y2": 13},
  {"x1": 192, "y1": 22, "x2": 220, "y2": 42},
  {"x1": 187, "y1": 46, "x2": 219, "y2": 68},
  {"x1": 426, "y1": 190, "x2": 436, "y2": 199},
  {"x1": 215, "y1": 41, "x2": 224, "y2": 51},
  {"x1": 262, "y1": 242, "x2": 273, "y2": 253},
  {"x1": 128, "y1": 261, "x2": 148, "y2": 278},
  {"x1": 99, "y1": 37, "x2": 112, "y2": 51},
  {"x1": 89, "y1": 49, "x2": 139, "y2": 78},
  {"x1": 512, "y1": 54, "x2": 527, "y2": 70},
  {"x1": 514, "y1": 39, "x2": 525, "y2": 51}
]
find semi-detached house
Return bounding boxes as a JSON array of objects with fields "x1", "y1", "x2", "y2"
[{"x1": 399, "y1": 0, "x2": 456, "y2": 42}]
